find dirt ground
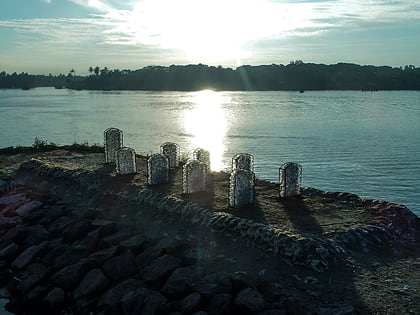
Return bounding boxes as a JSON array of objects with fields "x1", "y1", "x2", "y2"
[{"x1": 1, "y1": 147, "x2": 419, "y2": 314}]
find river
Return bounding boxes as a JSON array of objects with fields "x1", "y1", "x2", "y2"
[{"x1": 0, "y1": 88, "x2": 419, "y2": 215}]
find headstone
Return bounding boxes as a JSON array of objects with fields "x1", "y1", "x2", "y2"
[
  {"x1": 160, "y1": 142, "x2": 180, "y2": 169},
  {"x1": 279, "y1": 162, "x2": 302, "y2": 197},
  {"x1": 148, "y1": 154, "x2": 169, "y2": 185},
  {"x1": 183, "y1": 160, "x2": 207, "y2": 194},
  {"x1": 104, "y1": 128, "x2": 123, "y2": 163},
  {"x1": 116, "y1": 147, "x2": 136, "y2": 175},
  {"x1": 193, "y1": 148, "x2": 210, "y2": 171},
  {"x1": 232, "y1": 153, "x2": 254, "y2": 172},
  {"x1": 229, "y1": 169, "x2": 255, "y2": 207}
]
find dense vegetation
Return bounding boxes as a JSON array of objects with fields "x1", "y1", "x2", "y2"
[{"x1": 1, "y1": 62, "x2": 419, "y2": 91}]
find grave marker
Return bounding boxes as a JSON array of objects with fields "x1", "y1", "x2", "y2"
[
  {"x1": 232, "y1": 153, "x2": 254, "y2": 172},
  {"x1": 279, "y1": 162, "x2": 302, "y2": 197},
  {"x1": 160, "y1": 142, "x2": 180, "y2": 168},
  {"x1": 116, "y1": 147, "x2": 136, "y2": 175},
  {"x1": 148, "y1": 154, "x2": 169, "y2": 185},
  {"x1": 104, "y1": 127, "x2": 123, "y2": 163},
  {"x1": 183, "y1": 160, "x2": 207, "y2": 194},
  {"x1": 229, "y1": 169, "x2": 255, "y2": 207}
]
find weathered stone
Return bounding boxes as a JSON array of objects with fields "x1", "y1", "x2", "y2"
[
  {"x1": 91, "y1": 219, "x2": 116, "y2": 235},
  {"x1": 21, "y1": 225, "x2": 50, "y2": 246},
  {"x1": 207, "y1": 293, "x2": 233, "y2": 315},
  {"x1": 316, "y1": 304, "x2": 355, "y2": 315},
  {"x1": 233, "y1": 288, "x2": 265, "y2": 313},
  {"x1": 193, "y1": 148, "x2": 211, "y2": 171},
  {"x1": 73, "y1": 268, "x2": 110, "y2": 300},
  {"x1": 52, "y1": 246, "x2": 86, "y2": 270},
  {"x1": 193, "y1": 272, "x2": 232, "y2": 297},
  {"x1": 47, "y1": 216, "x2": 73, "y2": 236},
  {"x1": 40, "y1": 243, "x2": 69, "y2": 266},
  {"x1": 230, "y1": 272, "x2": 253, "y2": 294},
  {"x1": 11, "y1": 241, "x2": 48, "y2": 270},
  {"x1": 43, "y1": 287, "x2": 65, "y2": 310},
  {"x1": 103, "y1": 250, "x2": 138, "y2": 283},
  {"x1": 0, "y1": 241, "x2": 19, "y2": 261},
  {"x1": 50, "y1": 259, "x2": 92, "y2": 291},
  {"x1": 103, "y1": 231, "x2": 132, "y2": 246},
  {"x1": 74, "y1": 228, "x2": 103, "y2": 254},
  {"x1": 135, "y1": 247, "x2": 164, "y2": 269},
  {"x1": 88, "y1": 246, "x2": 118, "y2": 266},
  {"x1": 116, "y1": 147, "x2": 137, "y2": 175},
  {"x1": 183, "y1": 160, "x2": 207, "y2": 194},
  {"x1": 97, "y1": 279, "x2": 143, "y2": 311},
  {"x1": 279, "y1": 162, "x2": 302, "y2": 198},
  {"x1": 16, "y1": 263, "x2": 49, "y2": 294},
  {"x1": 160, "y1": 142, "x2": 180, "y2": 168},
  {"x1": 141, "y1": 254, "x2": 182, "y2": 285},
  {"x1": 0, "y1": 193, "x2": 27, "y2": 209},
  {"x1": 121, "y1": 288, "x2": 167, "y2": 315},
  {"x1": 104, "y1": 127, "x2": 123, "y2": 163},
  {"x1": 62, "y1": 219, "x2": 92, "y2": 243},
  {"x1": 148, "y1": 154, "x2": 169, "y2": 185},
  {"x1": 232, "y1": 153, "x2": 254, "y2": 172},
  {"x1": 119, "y1": 234, "x2": 147, "y2": 253},
  {"x1": 155, "y1": 236, "x2": 188, "y2": 254},
  {"x1": 229, "y1": 169, "x2": 255, "y2": 207},
  {"x1": 161, "y1": 266, "x2": 198, "y2": 299},
  {"x1": 15, "y1": 200, "x2": 43, "y2": 217},
  {"x1": 181, "y1": 292, "x2": 202, "y2": 314},
  {"x1": 23, "y1": 285, "x2": 49, "y2": 303}
]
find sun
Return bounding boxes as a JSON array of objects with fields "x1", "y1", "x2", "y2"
[{"x1": 126, "y1": 0, "x2": 282, "y2": 64}]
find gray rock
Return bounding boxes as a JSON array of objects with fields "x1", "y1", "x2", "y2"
[
  {"x1": 23, "y1": 285, "x2": 49, "y2": 303},
  {"x1": 256, "y1": 310, "x2": 287, "y2": 315},
  {"x1": 97, "y1": 279, "x2": 143, "y2": 311},
  {"x1": 50, "y1": 259, "x2": 92, "y2": 291},
  {"x1": 207, "y1": 293, "x2": 233, "y2": 315},
  {"x1": 161, "y1": 266, "x2": 198, "y2": 299},
  {"x1": 119, "y1": 234, "x2": 147, "y2": 253},
  {"x1": 21, "y1": 225, "x2": 50, "y2": 246},
  {"x1": 103, "y1": 231, "x2": 132, "y2": 246},
  {"x1": 73, "y1": 268, "x2": 110, "y2": 300},
  {"x1": 141, "y1": 254, "x2": 182, "y2": 285},
  {"x1": 121, "y1": 287, "x2": 167, "y2": 315},
  {"x1": 16, "y1": 263, "x2": 49, "y2": 294},
  {"x1": 74, "y1": 228, "x2": 102, "y2": 253},
  {"x1": 316, "y1": 304, "x2": 355, "y2": 315},
  {"x1": 193, "y1": 272, "x2": 232, "y2": 297},
  {"x1": 88, "y1": 246, "x2": 118, "y2": 266},
  {"x1": 0, "y1": 240, "x2": 19, "y2": 261},
  {"x1": 233, "y1": 288, "x2": 265, "y2": 313},
  {"x1": 11, "y1": 241, "x2": 48, "y2": 270},
  {"x1": 135, "y1": 247, "x2": 164, "y2": 269},
  {"x1": 181, "y1": 292, "x2": 201, "y2": 314},
  {"x1": 156, "y1": 237, "x2": 188, "y2": 254},
  {"x1": 91, "y1": 219, "x2": 116, "y2": 235},
  {"x1": 15, "y1": 200, "x2": 43, "y2": 217},
  {"x1": 47, "y1": 216, "x2": 73, "y2": 235},
  {"x1": 230, "y1": 272, "x2": 253, "y2": 294},
  {"x1": 62, "y1": 219, "x2": 92, "y2": 243},
  {"x1": 103, "y1": 250, "x2": 138, "y2": 283},
  {"x1": 40, "y1": 243, "x2": 69, "y2": 266},
  {"x1": 52, "y1": 246, "x2": 86, "y2": 270},
  {"x1": 44, "y1": 287, "x2": 65, "y2": 310}
]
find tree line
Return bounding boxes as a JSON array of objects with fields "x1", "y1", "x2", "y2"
[{"x1": 1, "y1": 62, "x2": 420, "y2": 91}]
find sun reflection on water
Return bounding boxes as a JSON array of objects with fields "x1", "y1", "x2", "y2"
[{"x1": 184, "y1": 90, "x2": 229, "y2": 171}]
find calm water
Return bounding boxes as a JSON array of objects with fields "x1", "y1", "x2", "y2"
[{"x1": 0, "y1": 88, "x2": 419, "y2": 215}]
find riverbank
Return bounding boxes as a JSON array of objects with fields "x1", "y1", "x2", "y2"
[{"x1": 0, "y1": 147, "x2": 419, "y2": 314}]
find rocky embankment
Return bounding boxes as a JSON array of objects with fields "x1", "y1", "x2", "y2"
[{"x1": 0, "y1": 149, "x2": 419, "y2": 314}]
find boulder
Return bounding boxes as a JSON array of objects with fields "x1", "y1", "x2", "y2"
[
  {"x1": 135, "y1": 247, "x2": 164, "y2": 269},
  {"x1": 50, "y1": 259, "x2": 93, "y2": 291},
  {"x1": 11, "y1": 241, "x2": 49, "y2": 270},
  {"x1": 160, "y1": 266, "x2": 198, "y2": 299},
  {"x1": 181, "y1": 292, "x2": 202, "y2": 314},
  {"x1": 119, "y1": 234, "x2": 147, "y2": 253},
  {"x1": 43, "y1": 287, "x2": 65, "y2": 310},
  {"x1": 16, "y1": 263, "x2": 49, "y2": 294},
  {"x1": 73, "y1": 268, "x2": 110, "y2": 300},
  {"x1": 233, "y1": 288, "x2": 265, "y2": 313},
  {"x1": 88, "y1": 246, "x2": 118, "y2": 266},
  {"x1": 207, "y1": 293, "x2": 233, "y2": 315},
  {"x1": 0, "y1": 240, "x2": 19, "y2": 262},
  {"x1": 97, "y1": 279, "x2": 143, "y2": 312},
  {"x1": 102, "y1": 250, "x2": 138, "y2": 283},
  {"x1": 193, "y1": 272, "x2": 232, "y2": 297},
  {"x1": 141, "y1": 254, "x2": 182, "y2": 285},
  {"x1": 15, "y1": 200, "x2": 43, "y2": 217},
  {"x1": 121, "y1": 288, "x2": 167, "y2": 315}
]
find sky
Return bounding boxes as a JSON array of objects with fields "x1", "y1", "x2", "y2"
[{"x1": 0, "y1": 0, "x2": 419, "y2": 74}]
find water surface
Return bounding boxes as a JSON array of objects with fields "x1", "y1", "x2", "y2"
[{"x1": 0, "y1": 88, "x2": 419, "y2": 215}]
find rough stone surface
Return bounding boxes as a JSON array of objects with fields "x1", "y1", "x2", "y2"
[
  {"x1": 97, "y1": 279, "x2": 143, "y2": 311},
  {"x1": 141, "y1": 254, "x2": 183, "y2": 284},
  {"x1": 104, "y1": 127, "x2": 123, "y2": 163},
  {"x1": 148, "y1": 154, "x2": 169, "y2": 185},
  {"x1": 207, "y1": 293, "x2": 233, "y2": 315},
  {"x1": 233, "y1": 288, "x2": 265, "y2": 313},
  {"x1": 0, "y1": 240, "x2": 19, "y2": 261},
  {"x1": 44, "y1": 287, "x2": 65, "y2": 310},
  {"x1": 73, "y1": 268, "x2": 109, "y2": 300},
  {"x1": 193, "y1": 272, "x2": 232, "y2": 297},
  {"x1": 229, "y1": 169, "x2": 255, "y2": 207},
  {"x1": 116, "y1": 147, "x2": 137, "y2": 175},
  {"x1": 102, "y1": 250, "x2": 138, "y2": 283},
  {"x1": 11, "y1": 241, "x2": 48, "y2": 270},
  {"x1": 181, "y1": 292, "x2": 202, "y2": 314},
  {"x1": 50, "y1": 259, "x2": 92, "y2": 291},
  {"x1": 161, "y1": 266, "x2": 198, "y2": 299},
  {"x1": 121, "y1": 288, "x2": 167, "y2": 315},
  {"x1": 16, "y1": 263, "x2": 49, "y2": 294}
]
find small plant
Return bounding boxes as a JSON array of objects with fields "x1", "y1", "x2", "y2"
[{"x1": 32, "y1": 137, "x2": 48, "y2": 149}]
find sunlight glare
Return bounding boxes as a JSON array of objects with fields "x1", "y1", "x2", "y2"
[{"x1": 184, "y1": 90, "x2": 229, "y2": 171}]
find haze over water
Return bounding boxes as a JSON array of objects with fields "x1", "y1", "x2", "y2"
[{"x1": 0, "y1": 88, "x2": 419, "y2": 215}]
